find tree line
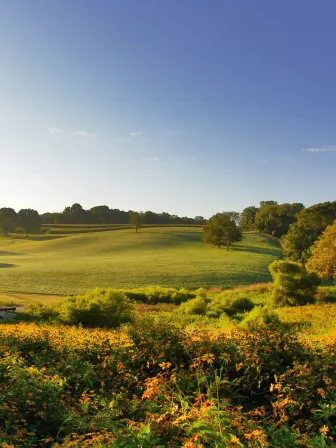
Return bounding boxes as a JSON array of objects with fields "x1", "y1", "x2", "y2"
[
  {"x1": 41, "y1": 204, "x2": 207, "y2": 226},
  {"x1": 1, "y1": 200, "x2": 335, "y2": 278}
]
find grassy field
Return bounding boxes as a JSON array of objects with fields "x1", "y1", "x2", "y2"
[{"x1": 0, "y1": 226, "x2": 282, "y2": 295}]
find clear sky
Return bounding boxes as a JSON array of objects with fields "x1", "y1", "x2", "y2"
[{"x1": 0, "y1": 0, "x2": 335, "y2": 217}]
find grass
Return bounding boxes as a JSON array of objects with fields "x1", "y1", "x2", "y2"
[
  {"x1": 0, "y1": 227, "x2": 282, "y2": 295},
  {"x1": 0, "y1": 227, "x2": 281, "y2": 295}
]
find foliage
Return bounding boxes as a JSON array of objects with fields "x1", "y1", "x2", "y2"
[
  {"x1": 240, "y1": 206, "x2": 259, "y2": 230},
  {"x1": 18, "y1": 208, "x2": 42, "y2": 236},
  {"x1": 208, "y1": 293, "x2": 255, "y2": 317},
  {"x1": 22, "y1": 302, "x2": 60, "y2": 320},
  {"x1": 59, "y1": 288, "x2": 135, "y2": 327},
  {"x1": 282, "y1": 201, "x2": 336, "y2": 264},
  {"x1": 129, "y1": 211, "x2": 145, "y2": 232},
  {"x1": 307, "y1": 221, "x2": 336, "y2": 282},
  {"x1": 179, "y1": 296, "x2": 208, "y2": 314},
  {"x1": 254, "y1": 202, "x2": 304, "y2": 237},
  {"x1": 0, "y1": 316, "x2": 335, "y2": 446},
  {"x1": 123, "y1": 285, "x2": 195, "y2": 304},
  {"x1": 269, "y1": 260, "x2": 321, "y2": 307},
  {"x1": 0, "y1": 207, "x2": 17, "y2": 235},
  {"x1": 203, "y1": 213, "x2": 243, "y2": 249}
]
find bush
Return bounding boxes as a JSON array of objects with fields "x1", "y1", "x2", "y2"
[
  {"x1": 269, "y1": 260, "x2": 321, "y2": 307},
  {"x1": 316, "y1": 286, "x2": 336, "y2": 304},
  {"x1": 59, "y1": 288, "x2": 135, "y2": 327},
  {"x1": 22, "y1": 302, "x2": 60, "y2": 321},
  {"x1": 179, "y1": 297, "x2": 207, "y2": 315},
  {"x1": 240, "y1": 306, "x2": 280, "y2": 329},
  {"x1": 208, "y1": 293, "x2": 255, "y2": 317},
  {"x1": 123, "y1": 286, "x2": 195, "y2": 304}
]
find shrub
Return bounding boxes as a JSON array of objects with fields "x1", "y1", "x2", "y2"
[
  {"x1": 208, "y1": 293, "x2": 255, "y2": 317},
  {"x1": 316, "y1": 286, "x2": 336, "y2": 304},
  {"x1": 22, "y1": 302, "x2": 60, "y2": 321},
  {"x1": 269, "y1": 260, "x2": 321, "y2": 307},
  {"x1": 179, "y1": 297, "x2": 207, "y2": 315},
  {"x1": 123, "y1": 286, "x2": 195, "y2": 304},
  {"x1": 240, "y1": 306, "x2": 280, "y2": 329},
  {"x1": 59, "y1": 288, "x2": 134, "y2": 327}
]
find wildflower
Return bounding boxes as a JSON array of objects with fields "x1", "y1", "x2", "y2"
[
  {"x1": 200, "y1": 353, "x2": 215, "y2": 365},
  {"x1": 159, "y1": 361, "x2": 172, "y2": 370},
  {"x1": 320, "y1": 425, "x2": 329, "y2": 436}
]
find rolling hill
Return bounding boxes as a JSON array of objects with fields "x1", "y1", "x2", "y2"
[{"x1": 0, "y1": 226, "x2": 282, "y2": 295}]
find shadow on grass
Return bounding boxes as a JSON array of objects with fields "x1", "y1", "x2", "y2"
[
  {"x1": 28, "y1": 236, "x2": 64, "y2": 241},
  {"x1": 0, "y1": 263, "x2": 16, "y2": 268},
  {"x1": 147, "y1": 231, "x2": 202, "y2": 243},
  {"x1": 234, "y1": 245, "x2": 282, "y2": 256},
  {"x1": 0, "y1": 251, "x2": 24, "y2": 256}
]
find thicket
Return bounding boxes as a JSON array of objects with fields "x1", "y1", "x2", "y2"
[{"x1": 0, "y1": 317, "x2": 335, "y2": 446}]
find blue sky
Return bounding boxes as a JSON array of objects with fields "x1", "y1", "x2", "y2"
[{"x1": 0, "y1": 0, "x2": 335, "y2": 217}]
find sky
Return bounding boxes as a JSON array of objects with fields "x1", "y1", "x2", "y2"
[{"x1": 0, "y1": 0, "x2": 335, "y2": 218}]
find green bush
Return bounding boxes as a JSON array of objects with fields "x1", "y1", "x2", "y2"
[
  {"x1": 122, "y1": 286, "x2": 195, "y2": 304},
  {"x1": 22, "y1": 302, "x2": 60, "y2": 321},
  {"x1": 316, "y1": 286, "x2": 336, "y2": 304},
  {"x1": 59, "y1": 288, "x2": 135, "y2": 327},
  {"x1": 207, "y1": 293, "x2": 255, "y2": 317},
  {"x1": 179, "y1": 297, "x2": 207, "y2": 315},
  {"x1": 240, "y1": 306, "x2": 280, "y2": 329},
  {"x1": 269, "y1": 260, "x2": 321, "y2": 307}
]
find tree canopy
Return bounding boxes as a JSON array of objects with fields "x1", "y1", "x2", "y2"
[
  {"x1": 282, "y1": 201, "x2": 336, "y2": 264},
  {"x1": 203, "y1": 213, "x2": 243, "y2": 250},
  {"x1": 307, "y1": 221, "x2": 336, "y2": 282}
]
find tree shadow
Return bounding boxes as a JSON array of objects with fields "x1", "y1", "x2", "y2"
[
  {"x1": 147, "y1": 231, "x2": 201, "y2": 243},
  {"x1": 234, "y1": 245, "x2": 282, "y2": 256},
  {"x1": 28, "y1": 236, "x2": 64, "y2": 241},
  {"x1": 0, "y1": 251, "x2": 24, "y2": 256},
  {"x1": 0, "y1": 263, "x2": 16, "y2": 268}
]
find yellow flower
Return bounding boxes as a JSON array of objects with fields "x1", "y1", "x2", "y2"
[
  {"x1": 320, "y1": 425, "x2": 329, "y2": 436},
  {"x1": 159, "y1": 361, "x2": 172, "y2": 370},
  {"x1": 200, "y1": 353, "x2": 215, "y2": 364}
]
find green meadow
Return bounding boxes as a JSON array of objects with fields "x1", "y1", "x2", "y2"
[{"x1": 0, "y1": 226, "x2": 282, "y2": 295}]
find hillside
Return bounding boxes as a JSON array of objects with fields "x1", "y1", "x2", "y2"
[{"x1": 0, "y1": 227, "x2": 282, "y2": 295}]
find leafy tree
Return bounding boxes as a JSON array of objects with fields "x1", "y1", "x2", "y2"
[
  {"x1": 255, "y1": 202, "x2": 304, "y2": 237},
  {"x1": 18, "y1": 209, "x2": 41, "y2": 237},
  {"x1": 269, "y1": 260, "x2": 321, "y2": 307},
  {"x1": 90, "y1": 205, "x2": 111, "y2": 224},
  {"x1": 282, "y1": 201, "x2": 336, "y2": 264},
  {"x1": 130, "y1": 212, "x2": 145, "y2": 232},
  {"x1": 240, "y1": 206, "x2": 259, "y2": 231},
  {"x1": 260, "y1": 200, "x2": 278, "y2": 207},
  {"x1": 203, "y1": 213, "x2": 243, "y2": 250},
  {"x1": 194, "y1": 216, "x2": 206, "y2": 224},
  {"x1": 0, "y1": 208, "x2": 17, "y2": 235},
  {"x1": 306, "y1": 221, "x2": 336, "y2": 283},
  {"x1": 223, "y1": 211, "x2": 241, "y2": 225}
]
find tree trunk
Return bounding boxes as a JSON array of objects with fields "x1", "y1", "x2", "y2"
[
  {"x1": 135, "y1": 227, "x2": 138, "y2": 233},
  {"x1": 226, "y1": 244, "x2": 229, "y2": 251}
]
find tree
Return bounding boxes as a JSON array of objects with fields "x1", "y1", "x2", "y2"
[
  {"x1": 254, "y1": 202, "x2": 304, "y2": 237},
  {"x1": 306, "y1": 221, "x2": 336, "y2": 283},
  {"x1": 223, "y1": 211, "x2": 241, "y2": 225},
  {"x1": 269, "y1": 260, "x2": 321, "y2": 307},
  {"x1": 0, "y1": 208, "x2": 17, "y2": 235},
  {"x1": 90, "y1": 205, "x2": 111, "y2": 224},
  {"x1": 282, "y1": 201, "x2": 336, "y2": 264},
  {"x1": 240, "y1": 206, "x2": 259, "y2": 231},
  {"x1": 18, "y1": 209, "x2": 41, "y2": 237},
  {"x1": 130, "y1": 212, "x2": 145, "y2": 232},
  {"x1": 203, "y1": 213, "x2": 243, "y2": 250}
]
